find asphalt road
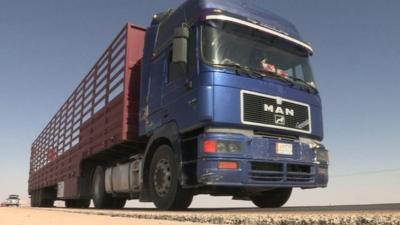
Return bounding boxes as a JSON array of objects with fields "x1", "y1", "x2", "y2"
[{"x1": 40, "y1": 204, "x2": 400, "y2": 225}]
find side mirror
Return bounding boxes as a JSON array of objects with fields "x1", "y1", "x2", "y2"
[{"x1": 172, "y1": 26, "x2": 189, "y2": 65}]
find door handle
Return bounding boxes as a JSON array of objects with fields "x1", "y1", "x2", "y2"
[
  {"x1": 162, "y1": 109, "x2": 169, "y2": 118},
  {"x1": 163, "y1": 112, "x2": 169, "y2": 118},
  {"x1": 185, "y1": 79, "x2": 193, "y2": 90},
  {"x1": 188, "y1": 98, "x2": 198, "y2": 105}
]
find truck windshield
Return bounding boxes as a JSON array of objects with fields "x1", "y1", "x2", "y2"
[{"x1": 201, "y1": 20, "x2": 317, "y2": 90}]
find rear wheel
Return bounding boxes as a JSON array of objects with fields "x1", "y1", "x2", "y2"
[
  {"x1": 92, "y1": 166, "x2": 113, "y2": 209},
  {"x1": 31, "y1": 189, "x2": 54, "y2": 207},
  {"x1": 65, "y1": 199, "x2": 90, "y2": 208},
  {"x1": 30, "y1": 191, "x2": 38, "y2": 207},
  {"x1": 39, "y1": 199, "x2": 54, "y2": 208},
  {"x1": 250, "y1": 188, "x2": 292, "y2": 208},
  {"x1": 149, "y1": 145, "x2": 193, "y2": 210},
  {"x1": 110, "y1": 198, "x2": 126, "y2": 209}
]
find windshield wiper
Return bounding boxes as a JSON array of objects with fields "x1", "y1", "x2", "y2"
[
  {"x1": 214, "y1": 63, "x2": 264, "y2": 79},
  {"x1": 290, "y1": 77, "x2": 319, "y2": 93},
  {"x1": 215, "y1": 63, "x2": 294, "y2": 86},
  {"x1": 215, "y1": 63, "x2": 317, "y2": 93},
  {"x1": 251, "y1": 68, "x2": 294, "y2": 86},
  {"x1": 251, "y1": 68, "x2": 318, "y2": 93}
]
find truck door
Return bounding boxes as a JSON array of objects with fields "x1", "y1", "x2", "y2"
[{"x1": 161, "y1": 28, "x2": 198, "y2": 129}]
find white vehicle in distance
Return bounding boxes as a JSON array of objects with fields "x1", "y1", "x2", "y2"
[{"x1": 3, "y1": 195, "x2": 20, "y2": 207}]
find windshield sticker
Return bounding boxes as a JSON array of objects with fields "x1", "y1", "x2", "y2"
[
  {"x1": 261, "y1": 59, "x2": 276, "y2": 74},
  {"x1": 277, "y1": 69, "x2": 289, "y2": 78}
]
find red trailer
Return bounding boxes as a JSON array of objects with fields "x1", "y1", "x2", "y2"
[{"x1": 29, "y1": 24, "x2": 146, "y2": 207}]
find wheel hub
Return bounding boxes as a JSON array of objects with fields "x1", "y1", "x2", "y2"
[{"x1": 153, "y1": 159, "x2": 172, "y2": 197}]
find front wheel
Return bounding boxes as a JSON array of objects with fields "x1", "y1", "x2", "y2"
[
  {"x1": 250, "y1": 188, "x2": 292, "y2": 208},
  {"x1": 149, "y1": 145, "x2": 193, "y2": 210}
]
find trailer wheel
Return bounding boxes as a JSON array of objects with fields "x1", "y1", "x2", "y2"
[
  {"x1": 31, "y1": 191, "x2": 40, "y2": 207},
  {"x1": 65, "y1": 199, "x2": 90, "y2": 208},
  {"x1": 31, "y1": 189, "x2": 54, "y2": 207},
  {"x1": 110, "y1": 198, "x2": 126, "y2": 209},
  {"x1": 250, "y1": 188, "x2": 292, "y2": 208},
  {"x1": 30, "y1": 191, "x2": 38, "y2": 207},
  {"x1": 92, "y1": 166, "x2": 113, "y2": 209},
  {"x1": 149, "y1": 145, "x2": 193, "y2": 210},
  {"x1": 39, "y1": 199, "x2": 54, "y2": 208}
]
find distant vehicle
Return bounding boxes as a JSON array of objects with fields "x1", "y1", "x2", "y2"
[{"x1": 3, "y1": 195, "x2": 20, "y2": 207}]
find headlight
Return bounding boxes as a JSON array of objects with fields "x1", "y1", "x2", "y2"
[
  {"x1": 203, "y1": 140, "x2": 242, "y2": 153},
  {"x1": 318, "y1": 167, "x2": 328, "y2": 175},
  {"x1": 300, "y1": 137, "x2": 329, "y2": 164},
  {"x1": 299, "y1": 137, "x2": 321, "y2": 149},
  {"x1": 315, "y1": 148, "x2": 329, "y2": 164}
]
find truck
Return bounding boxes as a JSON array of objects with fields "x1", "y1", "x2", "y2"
[
  {"x1": 3, "y1": 195, "x2": 20, "y2": 207},
  {"x1": 29, "y1": 0, "x2": 329, "y2": 210}
]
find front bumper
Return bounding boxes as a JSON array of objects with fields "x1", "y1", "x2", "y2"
[
  {"x1": 5, "y1": 201, "x2": 19, "y2": 206},
  {"x1": 196, "y1": 132, "x2": 328, "y2": 188}
]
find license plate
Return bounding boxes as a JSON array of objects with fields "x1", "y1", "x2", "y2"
[{"x1": 276, "y1": 143, "x2": 293, "y2": 155}]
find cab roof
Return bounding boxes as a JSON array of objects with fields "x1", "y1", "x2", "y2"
[
  {"x1": 151, "y1": 0, "x2": 312, "y2": 55},
  {"x1": 182, "y1": 0, "x2": 305, "y2": 43}
]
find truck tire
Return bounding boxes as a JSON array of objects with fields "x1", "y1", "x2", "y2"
[
  {"x1": 30, "y1": 191, "x2": 38, "y2": 207},
  {"x1": 31, "y1": 189, "x2": 54, "y2": 207},
  {"x1": 149, "y1": 145, "x2": 193, "y2": 210},
  {"x1": 92, "y1": 166, "x2": 113, "y2": 209},
  {"x1": 250, "y1": 188, "x2": 292, "y2": 208},
  {"x1": 110, "y1": 198, "x2": 126, "y2": 209},
  {"x1": 32, "y1": 191, "x2": 40, "y2": 207},
  {"x1": 39, "y1": 199, "x2": 54, "y2": 208},
  {"x1": 65, "y1": 199, "x2": 90, "y2": 208}
]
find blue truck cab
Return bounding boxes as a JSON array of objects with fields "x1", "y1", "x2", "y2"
[{"x1": 139, "y1": 0, "x2": 329, "y2": 209}]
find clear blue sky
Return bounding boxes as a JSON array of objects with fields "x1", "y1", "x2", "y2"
[{"x1": 1, "y1": 0, "x2": 399, "y2": 207}]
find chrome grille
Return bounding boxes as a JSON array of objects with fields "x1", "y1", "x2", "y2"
[{"x1": 241, "y1": 91, "x2": 311, "y2": 133}]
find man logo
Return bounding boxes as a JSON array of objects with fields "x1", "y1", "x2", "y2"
[
  {"x1": 274, "y1": 115, "x2": 285, "y2": 125},
  {"x1": 264, "y1": 104, "x2": 295, "y2": 117}
]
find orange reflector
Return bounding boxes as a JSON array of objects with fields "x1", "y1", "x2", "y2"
[
  {"x1": 218, "y1": 161, "x2": 239, "y2": 170},
  {"x1": 203, "y1": 140, "x2": 217, "y2": 153}
]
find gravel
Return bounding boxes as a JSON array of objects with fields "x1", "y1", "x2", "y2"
[{"x1": 41, "y1": 207, "x2": 400, "y2": 225}]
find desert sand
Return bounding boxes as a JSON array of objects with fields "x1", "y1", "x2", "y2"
[{"x1": 0, "y1": 207, "x2": 210, "y2": 225}]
